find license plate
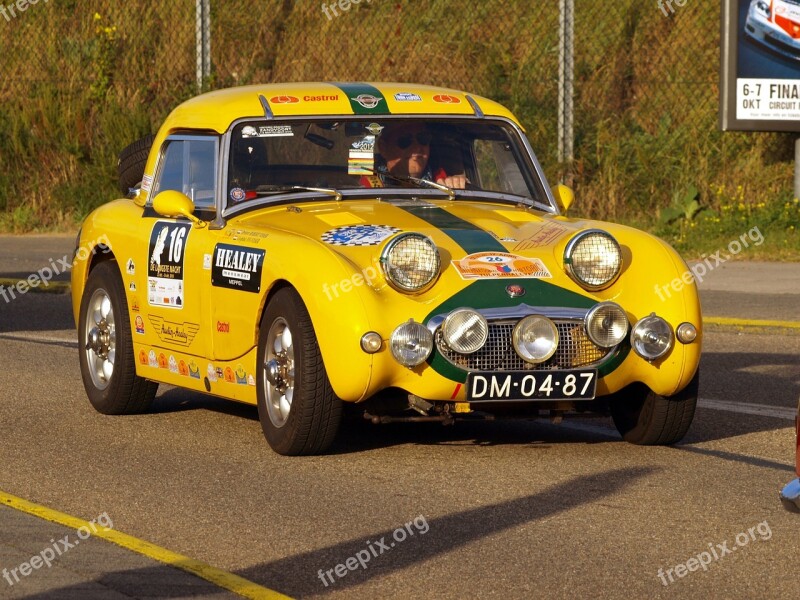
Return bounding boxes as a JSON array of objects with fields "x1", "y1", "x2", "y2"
[{"x1": 467, "y1": 370, "x2": 597, "y2": 402}]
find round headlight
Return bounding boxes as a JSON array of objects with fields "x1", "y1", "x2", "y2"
[
  {"x1": 442, "y1": 309, "x2": 488, "y2": 354},
  {"x1": 381, "y1": 233, "x2": 440, "y2": 293},
  {"x1": 512, "y1": 316, "x2": 559, "y2": 364},
  {"x1": 631, "y1": 314, "x2": 673, "y2": 361},
  {"x1": 390, "y1": 320, "x2": 433, "y2": 367},
  {"x1": 564, "y1": 230, "x2": 622, "y2": 290},
  {"x1": 585, "y1": 302, "x2": 628, "y2": 348}
]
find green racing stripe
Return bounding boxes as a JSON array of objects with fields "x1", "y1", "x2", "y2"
[{"x1": 332, "y1": 82, "x2": 390, "y2": 115}]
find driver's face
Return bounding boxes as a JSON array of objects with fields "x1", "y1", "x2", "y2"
[{"x1": 379, "y1": 123, "x2": 431, "y2": 178}]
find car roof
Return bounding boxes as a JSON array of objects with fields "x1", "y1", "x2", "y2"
[{"x1": 160, "y1": 82, "x2": 523, "y2": 134}]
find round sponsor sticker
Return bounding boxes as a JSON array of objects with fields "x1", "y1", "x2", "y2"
[
  {"x1": 230, "y1": 187, "x2": 246, "y2": 202},
  {"x1": 321, "y1": 225, "x2": 401, "y2": 247},
  {"x1": 433, "y1": 94, "x2": 461, "y2": 104}
]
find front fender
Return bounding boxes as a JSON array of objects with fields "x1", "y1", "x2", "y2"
[
  {"x1": 259, "y1": 231, "x2": 378, "y2": 402},
  {"x1": 555, "y1": 220, "x2": 702, "y2": 398}
]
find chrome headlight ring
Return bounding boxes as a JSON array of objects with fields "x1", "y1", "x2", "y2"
[
  {"x1": 380, "y1": 233, "x2": 441, "y2": 293},
  {"x1": 564, "y1": 229, "x2": 622, "y2": 291}
]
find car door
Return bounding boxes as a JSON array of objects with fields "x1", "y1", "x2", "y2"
[{"x1": 134, "y1": 134, "x2": 220, "y2": 367}]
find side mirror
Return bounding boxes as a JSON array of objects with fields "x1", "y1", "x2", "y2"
[
  {"x1": 551, "y1": 184, "x2": 574, "y2": 214},
  {"x1": 152, "y1": 191, "x2": 206, "y2": 228}
]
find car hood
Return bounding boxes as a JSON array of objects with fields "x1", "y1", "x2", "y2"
[{"x1": 235, "y1": 197, "x2": 581, "y2": 269}]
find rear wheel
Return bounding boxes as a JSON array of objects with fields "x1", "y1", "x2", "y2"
[
  {"x1": 117, "y1": 134, "x2": 155, "y2": 196},
  {"x1": 610, "y1": 370, "x2": 699, "y2": 445},
  {"x1": 257, "y1": 288, "x2": 342, "y2": 455},
  {"x1": 78, "y1": 261, "x2": 157, "y2": 414}
]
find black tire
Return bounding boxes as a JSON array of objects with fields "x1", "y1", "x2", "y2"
[
  {"x1": 118, "y1": 134, "x2": 156, "y2": 196},
  {"x1": 257, "y1": 287, "x2": 342, "y2": 455},
  {"x1": 610, "y1": 370, "x2": 699, "y2": 445},
  {"x1": 78, "y1": 261, "x2": 158, "y2": 414}
]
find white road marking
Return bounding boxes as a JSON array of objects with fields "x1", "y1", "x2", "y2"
[
  {"x1": 698, "y1": 398, "x2": 796, "y2": 421},
  {"x1": 0, "y1": 332, "x2": 78, "y2": 347}
]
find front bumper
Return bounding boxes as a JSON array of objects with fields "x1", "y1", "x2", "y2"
[{"x1": 780, "y1": 478, "x2": 800, "y2": 513}]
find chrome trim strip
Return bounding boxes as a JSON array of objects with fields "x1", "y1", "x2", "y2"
[
  {"x1": 563, "y1": 229, "x2": 622, "y2": 291},
  {"x1": 427, "y1": 305, "x2": 590, "y2": 333},
  {"x1": 258, "y1": 94, "x2": 274, "y2": 119},
  {"x1": 465, "y1": 95, "x2": 485, "y2": 118}
]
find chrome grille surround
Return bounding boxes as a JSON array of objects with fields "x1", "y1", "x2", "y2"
[{"x1": 429, "y1": 306, "x2": 614, "y2": 372}]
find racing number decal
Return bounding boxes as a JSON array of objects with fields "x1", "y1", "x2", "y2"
[{"x1": 148, "y1": 221, "x2": 190, "y2": 308}]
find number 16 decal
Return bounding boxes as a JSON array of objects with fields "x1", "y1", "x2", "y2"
[{"x1": 148, "y1": 221, "x2": 191, "y2": 309}]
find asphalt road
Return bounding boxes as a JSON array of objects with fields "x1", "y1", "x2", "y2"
[{"x1": 0, "y1": 236, "x2": 798, "y2": 599}]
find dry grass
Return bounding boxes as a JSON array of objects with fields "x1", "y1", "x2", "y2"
[{"x1": 0, "y1": 0, "x2": 795, "y2": 258}]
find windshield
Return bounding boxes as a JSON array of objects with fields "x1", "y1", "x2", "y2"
[{"x1": 225, "y1": 118, "x2": 547, "y2": 207}]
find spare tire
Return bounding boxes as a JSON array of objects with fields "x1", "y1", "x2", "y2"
[{"x1": 117, "y1": 134, "x2": 156, "y2": 196}]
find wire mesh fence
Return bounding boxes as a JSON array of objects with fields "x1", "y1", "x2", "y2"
[{"x1": 0, "y1": 0, "x2": 772, "y2": 230}]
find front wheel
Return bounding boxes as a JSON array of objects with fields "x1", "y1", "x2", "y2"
[
  {"x1": 610, "y1": 370, "x2": 699, "y2": 445},
  {"x1": 78, "y1": 261, "x2": 158, "y2": 414},
  {"x1": 257, "y1": 287, "x2": 341, "y2": 455}
]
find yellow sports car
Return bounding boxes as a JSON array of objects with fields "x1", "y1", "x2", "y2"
[{"x1": 72, "y1": 82, "x2": 701, "y2": 455}]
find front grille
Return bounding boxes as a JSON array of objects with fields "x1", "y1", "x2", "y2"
[{"x1": 436, "y1": 319, "x2": 611, "y2": 372}]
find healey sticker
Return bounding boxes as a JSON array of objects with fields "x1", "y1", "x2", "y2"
[
  {"x1": 148, "y1": 221, "x2": 190, "y2": 308},
  {"x1": 147, "y1": 316, "x2": 200, "y2": 347},
  {"x1": 212, "y1": 243, "x2": 265, "y2": 293},
  {"x1": 321, "y1": 225, "x2": 400, "y2": 247},
  {"x1": 395, "y1": 92, "x2": 422, "y2": 102},
  {"x1": 452, "y1": 252, "x2": 552, "y2": 280}
]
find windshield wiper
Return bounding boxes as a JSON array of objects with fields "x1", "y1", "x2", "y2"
[
  {"x1": 361, "y1": 168, "x2": 456, "y2": 200},
  {"x1": 253, "y1": 184, "x2": 342, "y2": 201}
]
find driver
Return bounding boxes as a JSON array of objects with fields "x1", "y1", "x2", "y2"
[{"x1": 361, "y1": 122, "x2": 467, "y2": 189}]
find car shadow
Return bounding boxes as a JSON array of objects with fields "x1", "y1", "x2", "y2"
[{"x1": 21, "y1": 466, "x2": 657, "y2": 599}]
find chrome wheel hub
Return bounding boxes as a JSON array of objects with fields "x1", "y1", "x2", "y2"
[
  {"x1": 263, "y1": 318, "x2": 295, "y2": 428},
  {"x1": 84, "y1": 289, "x2": 116, "y2": 390}
]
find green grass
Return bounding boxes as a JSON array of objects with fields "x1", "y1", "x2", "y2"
[{"x1": 0, "y1": 1, "x2": 797, "y2": 259}]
